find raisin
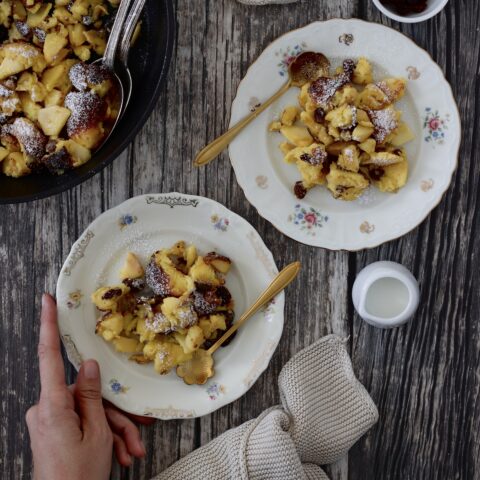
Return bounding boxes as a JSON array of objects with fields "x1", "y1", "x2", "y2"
[
  {"x1": 314, "y1": 107, "x2": 326, "y2": 124},
  {"x1": 102, "y1": 288, "x2": 123, "y2": 300},
  {"x1": 41, "y1": 148, "x2": 73, "y2": 175},
  {"x1": 122, "y1": 278, "x2": 146, "y2": 292},
  {"x1": 294, "y1": 181, "x2": 307, "y2": 199},
  {"x1": 369, "y1": 167, "x2": 385, "y2": 181},
  {"x1": 300, "y1": 153, "x2": 312, "y2": 162}
]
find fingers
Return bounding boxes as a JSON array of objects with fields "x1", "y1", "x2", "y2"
[
  {"x1": 112, "y1": 433, "x2": 132, "y2": 467},
  {"x1": 38, "y1": 294, "x2": 66, "y2": 396},
  {"x1": 74, "y1": 359, "x2": 107, "y2": 432},
  {"x1": 103, "y1": 400, "x2": 155, "y2": 426},
  {"x1": 25, "y1": 405, "x2": 38, "y2": 430},
  {"x1": 124, "y1": 413, "x2": 155, "y2": 426},
  {"x1": 105, "y1": 407, "x2": 146, "y2": 458}
]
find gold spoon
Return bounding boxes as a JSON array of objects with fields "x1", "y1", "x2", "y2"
[
  {"x1": 194, "y1": 52, "x2": 330, "y2": 167},
  {"x1": 176, "y1": 261, "x2": 301, "y2": 385}
]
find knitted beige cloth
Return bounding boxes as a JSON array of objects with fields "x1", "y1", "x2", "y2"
[{"x1": 152, "y1": 335, "x2": 378, "y2": 479}]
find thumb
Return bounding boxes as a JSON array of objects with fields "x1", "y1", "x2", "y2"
[{"x1": 75, "y1": 359, "x2": 107, "y2": 431}]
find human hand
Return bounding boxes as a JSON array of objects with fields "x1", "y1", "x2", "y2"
[{"x1": 26, "y1": 294, "x2": 150, "y2": 479}]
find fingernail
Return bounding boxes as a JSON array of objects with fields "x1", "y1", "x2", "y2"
[
  {"x1": 42, "y1": 293, "x2": 56, "y2": 307},
  {"x1": 83, "y1": 360, "x2": 99, "y2": 380}
]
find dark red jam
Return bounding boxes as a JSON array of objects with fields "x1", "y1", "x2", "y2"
[{"x1": 380, "y1": 0, "x2": 428, "y2": 15}]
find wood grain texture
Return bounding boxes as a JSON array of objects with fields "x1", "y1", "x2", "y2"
[{"x1": 0, "y1": 0, "x2": 478, "y2": 479}]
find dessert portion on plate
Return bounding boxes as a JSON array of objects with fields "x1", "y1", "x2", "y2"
[
  {"x1": 0, "y1": 0, "x2": 122, "y2": 178},
  {"x1": 92, "y1": 241, "x2": 235, "y2": 377},
  {"x1": 270, "y1": 55, "x2": 414, "y2": 201}
]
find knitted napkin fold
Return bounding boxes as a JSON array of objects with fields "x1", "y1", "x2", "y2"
[{"x1": 152, "y1": 335, "x2": 378, "y2": 480}]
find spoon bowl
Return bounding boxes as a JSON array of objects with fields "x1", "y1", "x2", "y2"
[
  {"x1": 194, "y1": 51, "x2": 329, "y2": 167},
  {"x1": 176, "y1": 262, "x2": 301, "y2": 385},
  {"x1": 289, "y1": 51, "x2": 330, "y2": 87}
]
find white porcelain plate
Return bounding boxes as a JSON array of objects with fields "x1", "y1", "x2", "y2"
[
  {"x1": 56, "y1": 193, "x2": 283, "y2": 419},
  {"x1": 229, "y1": 19, "x2": 461, "y2": 250}
]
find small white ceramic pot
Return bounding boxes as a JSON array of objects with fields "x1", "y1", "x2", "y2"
[
  {"x1": 372, "y1": 0, "x2": 449, "y2": 24},
  {"x1": 352, "y1": 261, "x2": 420, "y2": 328}
]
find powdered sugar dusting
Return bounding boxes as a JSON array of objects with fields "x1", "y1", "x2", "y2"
[
  {"x1": 0, "y1": 85, "x2": 14, "y2": 97},
  {"x1": 65, "y1": 91, "x2": 104, "y2": 135},
  {"x1": 3, "y1": 117, "x2": 46, "y2": 160},
  {"x1": 367, "y1": 108, "x2": 398, "y2": 143},
  {"x1": 356, "y1": 186, "x2": 379, "y2": 206}
]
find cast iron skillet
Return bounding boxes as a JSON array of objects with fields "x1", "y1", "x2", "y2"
[{"x1": 0, "y1": 0, "x2": 175, "y2": 204}]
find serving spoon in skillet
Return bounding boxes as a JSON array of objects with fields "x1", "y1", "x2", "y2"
[
  {"x1": 117, "y1": 0, "x2": 147, "y2": 117},
  {"x1": 90, "y1": 0, "x2": 134, "y2": 142}
]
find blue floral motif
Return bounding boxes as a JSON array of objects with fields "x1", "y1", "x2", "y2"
[
  {"x1": 423, "y1": 108, "x2": 449, "y2": 145},
  {"x1": 275, "y1": 42, "x2": 307, "y2": 76},
  {"x1": 211, "y1": 214, "x2": 229, "y2": 232},
  {"x1": 109, "y1": 379, "x2": 129, "y2": 394},
  {"x1": 206, "y1": 382, "x2": 225, "y2": 400},
  {"x1": 288, "y1": 205, "x2": 328, "y2": 236},
  {"x1": 119, "y1": 214, "x2": 137, "y2": 230}
]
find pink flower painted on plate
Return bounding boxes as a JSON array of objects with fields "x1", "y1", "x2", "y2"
[
  {"x1": 211, "y1": 214, "x2": 229, "y2": 232},
  {"x1": 206, "y1": 382, "x2": 226, "y2": 400},
  {"x1": 288, "y1": 205, "x2": 328, "y2": 236},
  {"x1": 275, "y1": 43, "x2": 307, "y2": 76},
  {"x1": 304, "y1": 212, "x2": 317, "y2": 225},
  {"x1": 423, "y1": 108, "x2": 449, "y2": 145}
]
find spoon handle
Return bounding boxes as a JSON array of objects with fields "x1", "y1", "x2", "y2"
[
  {"x1": 194, "y1": 80, "x2": 291, "y2": 167},
  {"x1": 207, "y1": 262, "x2": 301, "y2": 355},
  {"x1": 119, "y1": 0, "x2": 147, "y2": 65},
  {"x1": 104, "y1": 0, "x2": 133, "y2": 69}
]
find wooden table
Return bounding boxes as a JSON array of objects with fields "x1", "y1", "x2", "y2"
[{"x1": 1, "y1": 0, "x2": 478, "y2": 478}]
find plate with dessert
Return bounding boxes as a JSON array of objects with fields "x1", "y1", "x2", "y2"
[
  {"x1": 0, "y1": 0, "x2": 174, "y2": 204},
  {"x1": 229, "y1": 19, "x2": 461, "y2": 250},
  {"x1": 56, "y1": 193, "x2": 284, "y2": 419}
]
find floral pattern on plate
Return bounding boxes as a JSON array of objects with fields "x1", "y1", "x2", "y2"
[
  {"x1": 288, "y1": 205, "x2": 328, "y2": 235},
  {"x1": 66, "y1": 290, "x2": 82, "y2": 309},
  {"x1": 249, "y1": 97, "x2": 262, "y2": 112},
  {"x1": 275, "y1": 42, "x2": 307, "y2": 76},
  {"x1": 62, "y1": 230, "x2": 95, "y2": 276},
  {"x1": 206, "y1": 382, "x2": 226, "y2": 400},
  {"x1": 360, "y1": 221, "x2": 375, "y2": 234},
  {"x1": 338, "y1": 33, "x2": 354, "y2": 46},
  {"x1": 119, "y1": 214, "x2": 137, "y2": 230},
  {"x1": 211, "y1": 214, "x2": 230, "y2": 231},
  {"x1": 109, "y1": 379, "x2": 129, "y2": 395},
  {"x1": 424, "y1": 108, "x2": 449, "y2": 145},
  {"x1": 256, "y1": 175, "x2": 268, "y2": 189},
  {"x1": 406, "y1": 66, "x2": 420, "y2": 80}
]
